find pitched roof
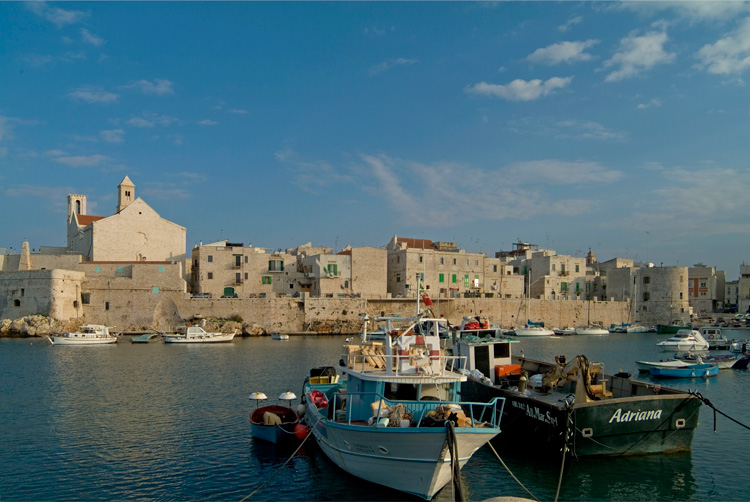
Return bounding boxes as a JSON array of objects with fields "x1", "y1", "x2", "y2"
[{"x1": 76, "y1": 214, "x2": 106, "y2": 227}]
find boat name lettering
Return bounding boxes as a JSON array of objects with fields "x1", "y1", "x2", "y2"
[
  {"x1": 511, "y1": 400, "x2": 558, "y2": 426},
  {"x1": 608, "y1": 408, "x2": 662, "y2": 424}
]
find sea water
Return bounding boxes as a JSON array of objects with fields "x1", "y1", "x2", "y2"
[{"x1": 0, "y1": 333, "x2": 748, "y2": 501}]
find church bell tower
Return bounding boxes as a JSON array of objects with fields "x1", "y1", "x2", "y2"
[{"x1": 117, "y1": 175, "x2": 135, "y2": 213}]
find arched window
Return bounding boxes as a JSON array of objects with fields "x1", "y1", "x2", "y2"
[{"x1": 13, "y1": 299, "x2": 21, "y2": 307}]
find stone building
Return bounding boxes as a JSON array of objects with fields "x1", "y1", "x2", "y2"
[
  {"x1": 67, "y1": 176, "x2": 186, "y2": 263},
  {"x1": 738, "y1": 265, "x2": 750, "y2": 314},
  {"x1": 634, "y1": 265, "x2": 690, "y2": 324},
  {"x1": 385, "y1": 235, "x2": 523, "y2": 300},
  {"x1": 687, "y1": 264, "x2": 725, "y2": 316}
]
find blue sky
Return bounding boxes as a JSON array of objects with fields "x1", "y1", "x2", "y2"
[{"x1": 2, "y1": 2, "x2": 750, "y2": 276}]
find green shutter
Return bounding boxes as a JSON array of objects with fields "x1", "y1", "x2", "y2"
[
  {"x1": 439, "y1": 273, "x2": 444, "y2": 283},
  {"x1": 452, "y1": 274, "x2": 457, "y2": 283}
]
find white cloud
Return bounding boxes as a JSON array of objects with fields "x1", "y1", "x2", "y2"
[
  {"x1": 637, "y1": 98, "x2": 662, "y2": 109},
  {"x1": 554, "y1": 120, "x2": 626, "y2": 141},
  {"x1": 45, "y1": 149, "x2": 68, "y2": 157},
  {"x1": 53, "y1": 154, "x2": 110, "y2": 167},
  {"x1": 526, "y1": 40, "x2": 599, "y2": 65},
  {"x1": 503, "y1": 159, "x2": 623, "y2": 184},
  {"x1": 81, "y1": 28, "x2": 105, "y2": 47},
  {"x1": 126, "y1": 112, "x2": 180, "y2": 128},
  {"x1": 127, "y1": 117, "x2": 154, "y2": 128},
  {"x1": 198, "y1": 119, "x2": 218, "y2": 126},
  {"x1": 368, "y1": 58, "x2": 418, "y2": 76},
  {"x1": 123, "y1": 79, "x2": 175, "y2": 96},
  {"x1": 27, "y1": 2, "x2": 88, "y2": 27},
  {"x1": 558, "y1": 16, "x2": 583, "y2": 33},
  {"x1": 67, "y1": 86, "x2": 119, "y2": 104},
  {"x1": 228, "y1": 108, "x2": 248, "y2": 114},
  {"x1": 23, "y1": 54, "x2": 55, "y2": 67},
  {"x1": 275, "y1": 148, "x2": 352, "y2": 192},
  {"x1": 602, "y1": 30, "x2": 675, "y2": 82},
  {"x1": 465, "y1": 77, "x2": 573, "y2": 101},
  {"x1": 696, "y1": 17, "x2": 750, "y2": 75},
  {"x1": 100, "y1": 129, "x2": 124, "y2": 144},
  {"x1": 615, "y1": 2, "x2": 750, "y2": 22}
]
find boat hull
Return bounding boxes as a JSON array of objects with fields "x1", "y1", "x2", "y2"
[
  {"x1": 575, "y1": 328, "x2": 609, "y2": 335},
  {"x1": 249, "y1": 405, "x2": 299, "y2": 444},
  {"x1": 460, "y1": 375, "x2": 701, "y2": 457},
  {"x1": 650, "y1": 365, "x2": 719, "y2": 378},
  {"x1": 163, "y1": 333, "x2": 235, "y2": 343},
  {"x1": 50, "y1": 336, "x2": 117, "y2": 345},
  {"x1": 514, "y1": 327, "x2": 554, "y2": 337},
  {"x1": 305, "y1": 400, "x2": 498, "y2": 500}
]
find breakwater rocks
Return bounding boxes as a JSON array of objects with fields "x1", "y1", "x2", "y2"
[{"x1": 0, "y1": 315, "x2": 70, "y2": 338}]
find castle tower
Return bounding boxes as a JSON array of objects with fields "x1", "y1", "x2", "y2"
[
  {"x1": 586, "y1": 248, "x2": 597, "y2": 266},
  {"x1": 67, "y1": 194, "x2": 87, "y2": 220},
  {"x1": 117, "y1": 175, "x2": 135, "y2": 213}
]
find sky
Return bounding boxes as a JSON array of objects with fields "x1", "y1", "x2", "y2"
[{"x1": 2, "y1": 1, "x2": 750, "y2": 276}]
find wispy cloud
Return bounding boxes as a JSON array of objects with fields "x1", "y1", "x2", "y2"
[
  {"x1": 558, "y1": 16, "x2": 583, "y2": 33},
  {"x1": 100, "y1": 129, "x2": 124, "y2": 144},
  {"x1": 67, "y1": 86, "x2": 119, "y2": 104},
  {"x1": 126, "y1": 112, "x2": 180, "y2": 128},
  {"x1": 637, "y1": 98, "x2": 662, "y2": 109},
  {"x1": 526, "y1": 40, "x2": 599, "y2": 65},
  {"x1": 81, "y1": 28, "x2": 105, "y2": 47},
  {"x1": 602, "y1": 29, "x2": 675, "y2": 82},
  {"x1": 22, "y1": 54, "x2": 55, "y2": 67},
  {"x1": 228, "y1": 108, "x2": 248, "y2": 114},
  {"x1": 368, "y1": 58, "x2": 418, "y2": 76},
  {"x1": 504, "y1": 159, "x2": 623, "y2": 184},
  {"x1": 123, "y1": 79, "x2": 175, "y2": 96},
  {"x1": 198, "y1": 119, "x2": 218, "y2": 126},
  {"x1": 465, "y1": 77, "x2": 573, "y2": 101},
  {"x1": 554, "y1": 120, "x2": 627, "y2": 141},
  {"x1": 696, "y1": 17, "x2": 750, "y2": 76},
  {"x1": 27, "y1": 1, "x2": 88, "y2": 27},
  {"x1": 275, "y1": 148, "x2": 353, "y2": 193},
  {"x1": 52, "y1": 154, "x2": 111, "y2": 167}
]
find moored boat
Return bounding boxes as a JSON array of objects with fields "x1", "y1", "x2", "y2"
[
  {"x1": 699, "y1": 327, "x2": 731, "y2": 350},
  {"x1": 270, "y1": 332, "x2": 289, "y2": 340},
  {"x1": 635, "y1": 359, "x2": 697, "y2": 373},
  {"x1": 131, "y1": 333, "x2": 159, "y2": 343},
  {"x1": 248, "y1": 391, "x2": 301, "y2": 444},
  {"x1": 675, "y1": 353, "x2": 743, "y2": 370},
  {"x1": 453, "y1": 335, "x2": 703, "y2": 457},
  {"x1": 303, "y1": 314, "x2": 504, "y2": 500},
  {"x1": 656, "y1": 329, "x2": 709, "y2": 352},
  {"x1": 514, "y1": 321, "x2": 554, "y2": 337},
  {"x1": 575, "y1": 326, "x2": 609, "y2": 335},
  {"x1": 162, "y1": 325, "x2": 236, "y2": 343},
  {"x1": 650, "y1": 364, "x2": 719, "y2": 378},
  {"x1": 49, "y1": 324, "x2": 118, "y2": 345}
]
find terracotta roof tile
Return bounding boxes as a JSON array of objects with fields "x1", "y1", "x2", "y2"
[{"x1": 76, "y1": 214, "x2": 106, "y2": 226}]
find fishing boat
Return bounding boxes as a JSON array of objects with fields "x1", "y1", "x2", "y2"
[
  {"x1": 514, "y1": 274, "x2": 553, "y2": 337},
  {"x1": 270, "y1": 332, "x2": 289, "y2": 340},
  {"x1": 248, "y1": 391, "x2": 301, "y2": 444},
  {"x1": 162, "y1": 325, "x2": 236, "y2": 343},
  {"x1": 675, "y1": 353, "x2": 744, "y2": 370},
  {"x1": 453, "y1": 335, "x2": 703, "y2": 457},
  {"x1": 635, "y1": 359, "x2": 698, "y2": 373},
  {"x1": 574, "y1": 326, "x2": 609, "y2": 335},
  {"x1": 656, "y1": 329, "x2": 709, "y2": 352},
  {"x1": 650, "y1": 364, "x2": 719, "y2": 378},
  {"x1": 699, "y1": 327, "x2": 731, "y2": 350},
  {"x1": 303, "y1": 314, "x2": 504, "y2": 500},
  {"x1": 49, "y1": 325, "x2": 118, "y2": 345},
  {"x1": 626, "y1": 325, "x2": 651, "y2": 333}
]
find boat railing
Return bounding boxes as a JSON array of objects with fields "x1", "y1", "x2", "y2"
[
  {"x1": 341, "y1": 352, "x2": 467, "y2": 376},
  {"x1": 330, "y1": 391, "x2": 504, "y2": 429}
]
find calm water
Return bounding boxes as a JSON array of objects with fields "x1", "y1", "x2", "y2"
[{"x1": 1, "y1": 333, "x2": 748, "y2": 502}]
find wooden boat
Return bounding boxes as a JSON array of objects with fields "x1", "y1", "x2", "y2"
[
  {"x1": 162, "y1": 325, "x2": 236, "y2": 343},
  {"x1": 635, "y1": 359, "x2": 697, "y2": 373},
  {"x1": 675, "y1": 353, "x2": 742, "y2": 369},
  {"x1": 249, "y1": 392, "x2": 300, "y2": 444},
  {"x1": 650, "y1": 364, "x2": 719, "y2": 378},
  {"x1": 49, "y1": 325, "x2": 118, "y2": 345},
  {"x1": 131, "y1": 333, "x2": 159, "y2": 343},
  {"x1": 303, "y1": 314, "x2": 504, "y2": 500},
  {"x1": 454, "y1": 336, "x2": 703, "y2": 457}
]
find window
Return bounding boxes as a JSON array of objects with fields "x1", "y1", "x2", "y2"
[
  {"x1": 552, "y1": 264, "x2": 556, "y2": 271},
  {"x1": 105, "y1": 302, "x2": 110, "y2": 310},
  {"x1": 465, "y1": 260, "x2": 469, "y2": 266},
  {"x1": 493, "y1": 265, "x2": 497, "y2": 272},
  {"x1": 159, "y1": 266, "x2": 164, "y2": 273},
  {"x1": 396, "y1": 274, "x2": 401, "y2": 283},
  {"x1": 643, "y1": 292, "x2": 650, "y2": 301},
  {"x1": 475, "y1": 260, "x2": 479, "y2": 266},
  {"x1": 95, "y1": 266, "x2": 101, "y2": 273},
  {"x1": 13, "y1": 299, "x2": 20, "y2": 307},
  {"x1": 643, "y1": 276, "x2": 650, "y2": 284},
  {"x1": 244, "y1": 273, "x2": 248, "y2": 280},
  {"x1": 452, "y1": 274, "x2": 457, "y2": 283},
  {"x1": 576, "y1": 282, "x2": 580, "y2": 292},
  {"x1": 118, "y1": 267, "x2": 123, "y2": 273},
  {"x1": 81, "y1": 293, "x2": 90, "y2": 305},
  {"x1": 561, "y1": 282, "x2": 568, "y2": 292},
  {"x1": 419, "y1": 256, "x2": 423, "y2": 263},
  {"x1": 153, "y1": 287, "x2": 159, "y2": 294},
  {"x1": 420, "y1": 273, "x2": 424, "y2": 281},
  {"x1": 290, "y1": 283, "x2": 295, "y2": 289},
  {"x1": 269, "y1": 260, "x2": 284, "y2": 271},
  {"x1": 235, "y1": 255, "x2": 242, "y2": 267},
  {"x1": 208, "y1": 255, "x2": 213, "y2": 263},
  {"x1": 679, "y1": 292, "x2": 683, "y2": 299},
  {"x1": 575, "y1": 264, "x2": 580, "y2": 273},
  {"x1": 236, "y1": 273, "x2": 241, "y2": 283},
  {"x1": 439, "y1": 273, "x2": 444, "y2": 283},
  {"x1": 464, "y1": 275, "x2": 469, "y2": 287},
  {"x1": 344, "y1": 280, "x2": 349, "y2": 288},
  {"x1": 440, "y1": 258, "x2": 444, "y2": 265},
  {"x1": 700, "y1": 281, "x2": 707, "y2": 288},
  {"x1": 453, "y1": 259, "x2": 457, "y2": 265},
  {"x1": 327, "y1": 264, "x2": 337, "y2": 276},
  {"x1": 207, "y1": 272, "x2": 213, "y2": 280},
  {"x1": 262, "y1": 276, "x2": 272, "y2": 284}
]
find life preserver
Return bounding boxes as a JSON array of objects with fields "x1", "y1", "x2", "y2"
[{"x1": 709, "y1": 334, "x2": 715, "y2": 340}]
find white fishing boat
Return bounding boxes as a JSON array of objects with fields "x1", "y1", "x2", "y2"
[
  {"x1": 303, "y1": 313, "x2": 504, "y2": 500},
  {"x1": 574, "y1": 326, "x2": 609, "y2": 335},
  {"x1": 271, "y1": 332, "x2": 289, "y2": 340},
  {"x1": 49, "y1": 325, "x2": 118, "y2": 345},
  {"x1": 656, "y1": 329, "x2": 709, "y2": 352},
  {"x1": 514, "y1": 324, "x2": 555, "y2": 337},
  {"x1": 162, "y1": 325, "x2": 236, "y2": 343}
]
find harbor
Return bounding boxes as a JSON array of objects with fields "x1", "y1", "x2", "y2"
[{"x1": 2, "y1": 332, "x2": 748, "y2": 502}]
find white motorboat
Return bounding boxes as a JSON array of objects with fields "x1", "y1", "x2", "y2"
[
  {"x1": 271, "y1": 332, "x2": 289, "y2": 340},
  {"x1": 514, "y1": 325, "x2": 555, "y2": 337},
  {"x1": 162, "y1": 325, "x2": 236, "y2": 343},
  {"x1": 575, "y1": 326, "x2": 609, "y2": 335},
  {"x1": 49, "y1": 325, "x2": 118, "y2": 345},
  {"x1": 626, "y1": 325, "x2": 650, "y2": 333},
  {"x1": 303, "y1": 314, "x2": 504, "y2": 500},
  {"x1": 656, "y1": 329, "x2": 709, "y2": 352}
]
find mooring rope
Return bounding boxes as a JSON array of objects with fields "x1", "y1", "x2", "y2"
[
  {"x1": 487, "y1": 442, "x2": 541, "y2": 502},
  {"x1": 445, "y1": 421, "x2": 464, "y2": 502},
  {"x1": 690, "y1": 391, "x2": 750, "y2": 432},
  {"x1": 238, "y1": 424, "x2": 314, "y2": 502}
]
